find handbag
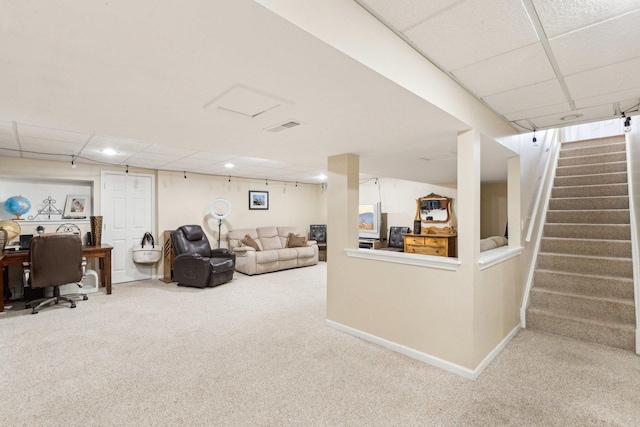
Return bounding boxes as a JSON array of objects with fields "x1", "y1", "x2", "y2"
[{"x1": 132, "y1": 232, "x2": 162, "y2": 264}]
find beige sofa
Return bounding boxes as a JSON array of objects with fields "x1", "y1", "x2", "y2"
[{"x1": 227, "y1": 226, "x2": 318, "y2": 275}]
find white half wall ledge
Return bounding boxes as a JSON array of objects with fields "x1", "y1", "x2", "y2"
[
  {"x1": 326, "y1": 319, "x2": 522, "y2": 380},
  {"x1": 478, "y1": 246, "x2": 523, "y2": 271},
  {"x1": 344, "y1": 248, "x2": 461, "y2": 271}
]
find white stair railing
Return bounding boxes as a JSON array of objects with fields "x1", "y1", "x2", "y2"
[{"x1": 520, "y1": 129, "x2": 561, "y2": 327}]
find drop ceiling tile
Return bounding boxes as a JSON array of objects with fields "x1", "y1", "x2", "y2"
[
  {"x1": 404, "y1": 0, "x2": 539, "y2": 70},
  {"x1": 125, "y1": 157, "x2": 172, "y2": 169},
  {"x1": 550, "y1": 9, "x2": 640, "y2": 75},
  {"x1": 453, "y1": 43, "x2": 555, "y2": 97},
  {"x1": 193, "y1": 163, "x2": 235, "y2": 175},
  {"x1": 143, "y1": 144, "x2": 197, "y2": 158},
  {"x1": 620, "y1": 99, "x2": 640, "y2": 113},
  {"x1": 0, "y1": 120, "x2": 15, "y2": 136},
  {"x1": 359, "y1": 0, "x2": 459, "y2": 31},
  {"x1": 0, "y1": 133, "x2": 18, "y2": 149},
  {"x1": 161, "y1": 157, "x2": 217, "y2": 171},
  {"x1": 483, "y1": 79, "x2": 566, "y2": 115},
  {"x1": 186, "y1": 152, "x2": 237, "y2": 163},
  {"x1": 17, "y1": 123, "x2": 90, "y2": 144},
  {"x1": 504, "y1": 102, "x2": 571, "y2": 122},
  {"x1": 19, "y1": 136, "x2": 85, "y2": 156},
  {"x1": 565, "y1": 57, "x2": 640, "y2": 100},
  {"x1": 532, "y1": 0, "x2": 640, "y2": 38},
  {"x1": 574, "y1": 87, "x2": 640, "y2": 109},
  {"x1": 82, "y1": 135, "x2": 152, "y2": 163},
  {"x1": 0, "y1": 148, "x2": 20, "y2": 158},
  {"x1": 20, "y1": 152, "x2": 69, "y2": 162},
  {"x1": 529, "y1": 104, "x2": 614, "y2": 129}
]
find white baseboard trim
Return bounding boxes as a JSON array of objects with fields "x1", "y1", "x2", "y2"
[{"x1": 326, "y1": 319, "x2": 522, "y2": 380}]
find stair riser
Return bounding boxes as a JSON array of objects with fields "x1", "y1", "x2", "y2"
[
  {"x1": 551, "y1": 184, "x2": 628, "y2": 198},
  {"x1": 548, "y1": 197, "x2": 628, "y2": 210},
  {"x1": 546, "y1": 210, "x2": 630, "y2": 224},
  {"x1": 560, "y1": 136, "x2": 625, "y2": 150},
  {"x1": 525, "y1": 309, "x2": 635, "y2": 351},
  {"x1": 554, "y1": 172, "x2": 627, "y2": 187},
  {"x1": 544, "y1": 224, "x2": 631, "y2": 240},
  {"x1": 537, "y1": 254, "x2": 633, "y2": 278},
  {"x1": 555, "y1": 162, "x2": 627, "y2": 177},
  {"x1": 559, "y1": 142, "x2": 626, "y2": 158},
  {"x1": 533, "y1": 270, "x2": 634, "y2": 299},
  {"x1": 530, "y1": 289, "x2": 635, "y2": 324},
  {"x1": 557, "y1": 152, "x2": 626, "y2": 167}
]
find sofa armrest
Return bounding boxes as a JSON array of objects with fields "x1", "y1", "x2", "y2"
[
  {"x1": 307, "y1": 240, "x2": 318, "y2": 246},
  {"x1": 232, "y1": 246, "x2": 255, "y2": 255}
]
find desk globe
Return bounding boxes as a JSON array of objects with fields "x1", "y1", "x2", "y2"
[{"x1": 4, "y1": 195, "x2": 31, "y2": 220}]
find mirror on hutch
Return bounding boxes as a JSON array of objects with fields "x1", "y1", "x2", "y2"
[{"x1": 403, "y1": 193, "x2": 456, "y2": 257}]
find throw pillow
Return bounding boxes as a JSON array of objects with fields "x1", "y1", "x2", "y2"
[
  {"x1": 287, "y1": 233, "x2": 307, "y2": 248},
  {"x1": 241, "y1": 234, "x2": 261, "y2": 251}
]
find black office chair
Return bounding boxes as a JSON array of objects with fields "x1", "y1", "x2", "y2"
[
  {"x1": 171, "y1": 225, "x2": 235, "y2": 288},
  {"x1": 22, "y1": 233, "x2": 88, "y2": 314},
  {"x1": 379, "y1": 226, "x2": 411, "y2": 252},
  {"x1": 310, "y1": 224, "x2": 327, "y2": 261}
]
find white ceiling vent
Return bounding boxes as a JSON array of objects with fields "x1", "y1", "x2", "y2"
[{"x1": 265, "y1": 120, "x2": 302, "y2": 133}]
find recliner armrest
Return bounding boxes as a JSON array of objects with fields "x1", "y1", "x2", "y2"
[{"x1": 173, "y1": 253, "x2": 211, "y2": 285}]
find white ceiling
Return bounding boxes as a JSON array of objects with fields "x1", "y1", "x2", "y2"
[
  {"x1": 359, "y1": 0, "x2": 640, "y2": 132},
  {"x1": 0, "y1": 0, "x2": 637, "y2": 185}
]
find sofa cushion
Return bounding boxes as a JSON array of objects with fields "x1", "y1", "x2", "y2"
[
  {"x1": 295, "y1": 246, "x2": 315, "y2": 259},
  {"x1": 257, "y1": 226, "x2": 282, "y2": 250},
  {"x1": 241, "y1": 235, "x2": 261, "y2": 251},
  {"x1": 256, "y1": 250, "x2": 278, "y2": 264},
  {"x1": 278, "y1": 248, "x2": 298, "y2": 261},
  {"x1": 287, "y1": 233, "x2": 307, "y2": 248}
]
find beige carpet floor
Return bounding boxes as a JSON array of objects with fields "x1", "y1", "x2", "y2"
[{"x1": 1, "y1": 263, "x2": 639, "y2": 426}]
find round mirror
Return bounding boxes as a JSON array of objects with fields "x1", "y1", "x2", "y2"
[{"x1": 210, "y1": 198, "x2": 232, "y2": 220}]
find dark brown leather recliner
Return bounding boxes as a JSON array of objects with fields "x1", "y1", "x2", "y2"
[
  {"x1": 379, "y1": 226, "x2": 411, "y2": 252},
  {"x1": 171, "y1": 225, "x2": 235, "y2": 288},
  {"x1": 23, "y1": 233, "x2": 88, "y2": 314}
]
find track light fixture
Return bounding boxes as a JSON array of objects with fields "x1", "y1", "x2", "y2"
[
  {"x1": 71, "y1": 154, "x2": 76, "y2": 169},
  {"x1": 374, "y1": 178, "x2": 378, "y2": 185},
  {"x1": 295, "y1": 182, "x2": 298, "y2": 187},
  {"x1": 532, "y1": 130, "x2": 538, "y2": 146},
  {"x1": 125, "y1": 165, "x2": 129, "y2": 174},
  {"x1": 265, "y1": 179, "x2": 268, "y2": 186},
  {"x1": 623, "y1": 113, "x2": 632, "y2": 133},
  {"x1": 183, "y1": 171, "x2": 187, "y2": 179},
  {"x1": 228, "y1": 176, "x2": 231, "y2": 183}
]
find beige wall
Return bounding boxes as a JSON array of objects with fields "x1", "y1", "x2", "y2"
[
  {"x1": 157, "y1": 170, "x2": 326, "y2": 248},
  {"x1": 480, "y1": 182, "x2": 507, "y2": 239}
]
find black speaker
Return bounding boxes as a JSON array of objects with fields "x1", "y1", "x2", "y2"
[
  {"x1": 86, "y1": 231, "x2": 93, "y2": 246},
  {"x1": 413, "y1": 220, "x2": 421, "y2": 235}
]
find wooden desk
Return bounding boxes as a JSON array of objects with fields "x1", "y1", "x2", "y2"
[{"x1": 0, "y1": 244, "x2": 113, "y2": 312}]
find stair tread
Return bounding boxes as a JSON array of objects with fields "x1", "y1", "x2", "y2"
[
  {"x1": 535, "y1": 269, "x2": 634, "y2": 282},
  {"x1": 549, "y1": 195, "x2": 628, "y2": 200},
  {"x1": 530, "y1": 286, "x2": 635, "y2": 305},
  {"x1": 552, "y1": 183, "x2": 627, "y2": 190},
  {"x1": 541, "y1": 237, "x2": 631, "y2": 244},
  {"x1": 538, "y1": 252, "x2": 632, "y2": 262},
  {"x1": 545, "y1": 209, "x2": 630, "y2": 213},
  {"x1": 527, "y1": 307, "x2": 636, "y2": 329}
]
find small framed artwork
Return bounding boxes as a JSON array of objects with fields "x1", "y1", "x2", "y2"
[
  {"x1": 63, "y1": 195, "x2": 90, "y2": 218},
  {"x1": 249, "y1": 191, "x2": 269, "y2": 210}
]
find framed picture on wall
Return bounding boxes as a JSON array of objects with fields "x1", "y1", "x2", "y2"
[
  {"x1": 63, "y1": 195, "x2": 89, "y2": 218},
  {"x1": 249, "y1": 191, "x2": 269, "y2": 210}
]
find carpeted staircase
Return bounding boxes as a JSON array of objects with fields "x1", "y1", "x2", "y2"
[{"x1": 526, "y1": 135, "x2": 636, "y2": 351}]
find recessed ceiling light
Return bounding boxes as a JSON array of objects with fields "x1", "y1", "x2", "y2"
[
  {"x1": 224, "y1": 163, "x2": 234, "y2": 169},
  {"x1": 102, "y1": 148, "x2": 118, "y2": 156},
  {"x1": 318, "y1": 174, "x2": 327, "y2": 180},
  {"x1": 560, "y1": 114, "x2": 583, "y2": 121}
]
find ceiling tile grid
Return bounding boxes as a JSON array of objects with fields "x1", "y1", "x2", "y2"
[
  {"x1": 404, "y1": 0, "x2": 539, "y2": 71},
  {"x1": 564, "y1": 56, "x2": 640, "y2": 101},
  {"x1": 532, "y1": 0, "x2": 640, "y2": 38},
  {"x1": 482, "y1": 79, "x2": 566, "y2": 116},
  {"x1": 549, "y1": 8, "x2": 640, "y2": 76},
  {"x1": 452, "y1": 42, "x2": 556, "y2": 98},
  {"x1": 358, "y1": 0, "x2": 460, "y2": 32}
]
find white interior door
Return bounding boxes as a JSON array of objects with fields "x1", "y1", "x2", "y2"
[{"x1": 102, "y1": 172, "x2": 155, "y2": 284}]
